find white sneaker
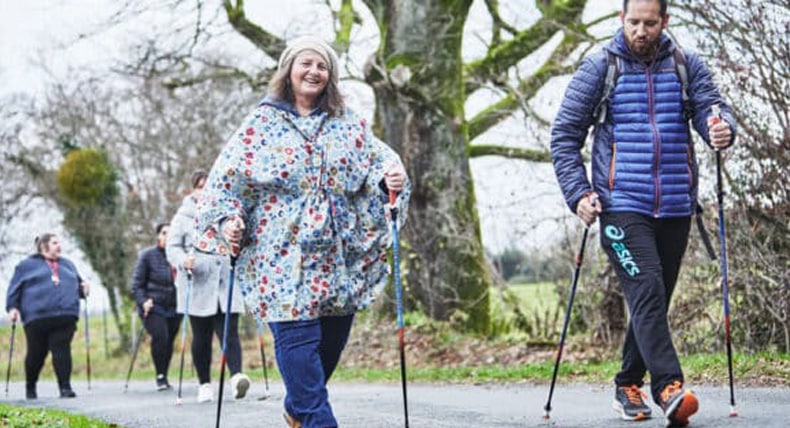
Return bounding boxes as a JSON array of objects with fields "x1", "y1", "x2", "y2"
[
  {"x1": 230, "y1": 373, "x2": 250, "y2": 399},
  {"x1": 197, "y1": 383, "x2": 214, "y2": 403}
]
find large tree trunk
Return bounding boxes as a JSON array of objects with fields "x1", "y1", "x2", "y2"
[{"x1": 365, "y1": 0, "x2": 491, "y2": 332}]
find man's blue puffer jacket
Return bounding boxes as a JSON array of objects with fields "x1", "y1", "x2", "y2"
[{"x1": 551, "y1": 29, "x2": 736, "y2": 218}]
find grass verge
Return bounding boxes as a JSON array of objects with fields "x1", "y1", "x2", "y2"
[
  {"x1": 331, "y1": 351, "x2": 789, "y2": 385},
  {"x1": 0, "y1": 403, "x2": 117, "y2": 427}
]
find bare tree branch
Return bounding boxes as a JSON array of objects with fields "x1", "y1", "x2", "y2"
[
  {"x1": 468, "y1": 145, "x2": 551, "y2": 162},
  {"x1": 222, "y1": 0, "x2": 286, "y2": 58},
  {"x1": 467, "y1": 35, "x2": 578, "y2": 139}
]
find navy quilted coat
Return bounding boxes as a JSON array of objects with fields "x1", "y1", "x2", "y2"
[{"x1": 551, "y1": 29, "x2": 736, "y2": 217}]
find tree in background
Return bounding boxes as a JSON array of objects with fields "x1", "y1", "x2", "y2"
[
  {"x1": 6, "y1": 70, "x2": 256, "y2": 348},
  {"x1": 216, "y1": 0, "x2": 610, "y2": 332},
  {"x1": 5, "y1": 2, "x2": 785, "y2": 351},
  {"x1": 6, "y1": 0, "x2": 612, "y2": 332},
  {"x1": 0, "y1": 95, "x2": 38, "y2": 265},
  {"x1": 9, "y1": 0, "x2": 615, "y2": 334},
  {"x1": 674, "y1": 0, "x2": 789, "y2": 352},
  {"x1": 54, "y1": 144, "x2": 132, "y2": 348}
]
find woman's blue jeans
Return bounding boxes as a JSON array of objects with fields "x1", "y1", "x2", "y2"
[{"x1": 269, "y1": 314, "x2": 354, "y2": 428}]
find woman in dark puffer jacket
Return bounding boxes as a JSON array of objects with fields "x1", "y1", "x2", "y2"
[{"x1": 131, "y1": 222, "x2": 180, "y2": 390}]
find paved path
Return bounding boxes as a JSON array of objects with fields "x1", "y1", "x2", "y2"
[{"x1": 4, "y1": 380, "x2": 788, "y2": 427}]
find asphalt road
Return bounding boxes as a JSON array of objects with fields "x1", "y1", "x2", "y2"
[{"x1": 4, "y1": 380, "x2": 788, "y2": 427}]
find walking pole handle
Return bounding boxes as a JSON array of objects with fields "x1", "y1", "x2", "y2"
[
  {"x1": 710, "y1": 104, "x2": 721, "y2": 124},
  {"x1": 186, "y1": 249, "x2": 194, "y2": 280}
]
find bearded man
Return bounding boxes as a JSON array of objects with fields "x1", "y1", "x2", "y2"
[{"x1": 550, "y1": 0, "x2": 735, "y2": 426}]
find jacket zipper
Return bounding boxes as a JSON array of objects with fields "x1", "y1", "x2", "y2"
[
  {"x1": 609, "y1": 141, "x2": 616, "y2": 190},
  {"x1": 686, "y1": 143, "x2": 694, "y2": 189},
  {"x1": 646, "y1": 67, "x2": 661, "y2": 217}
]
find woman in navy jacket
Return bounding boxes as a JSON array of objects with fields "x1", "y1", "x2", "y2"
[
  {"x1": 6, "y1": 233, "x2": 89, "y2": 399},
  {"x1": 131, "y1": 223, "x2": 180, "y2": 390}
]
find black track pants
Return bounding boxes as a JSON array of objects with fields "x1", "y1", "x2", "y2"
[
  {"x1": 23, "y1": 316, "x2": 77, "y2": 390},
  {"x1": 599, "y1": 212, "x2": 690, "y2": 403}
]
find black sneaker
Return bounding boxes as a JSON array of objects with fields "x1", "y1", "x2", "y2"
[
  {"x1": 59, "y1": 388, "x2": 77, "y2": 398},
  {"x1": 659, "y1": 381, "x2": 698, "y2": 427},
  {"x1": 612, "y1": 384, "x2": 652, "y2": 421},
  {"x1": 156, "y1": 374, "x2": 171, "y2": 391},
  {"x1": 25, "y1": 385, "x2": 37, "y2": 400}
]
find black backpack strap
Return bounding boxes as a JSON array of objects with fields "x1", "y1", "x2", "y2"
[
  {"x1": 594, "y1": 51, "x2": 619, "y2": 125},
  {"x1": 673, "y1": 48, "x2": 693, "y2": 121},
  {"x1": 695, "y1": 203, "x2": 717, "y2": 261}
]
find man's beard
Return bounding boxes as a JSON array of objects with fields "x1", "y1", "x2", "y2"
[{"x1": 629, "y1": 37, "x2": 660, "y2": 62}]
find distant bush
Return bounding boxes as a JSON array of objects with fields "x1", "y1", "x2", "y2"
[
  {"x1": 56, "y1": 148, "x2": 117, "y2": 205},
  {"x1": 491, "y1": 247, "x2": 567, "y2": 283}
]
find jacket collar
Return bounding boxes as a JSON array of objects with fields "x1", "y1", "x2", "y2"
[{"x1": 260, "y1": 96, "x2": 322, "y2": 117}]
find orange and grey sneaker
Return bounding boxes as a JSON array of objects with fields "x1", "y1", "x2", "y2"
[
  {"x1": 613, "y1": 384, "x2": 652, "y2": 421},
  {"x1": 283, "y1": 412, "x2": 302, "y2": 428},
  {"x1": 659, "y1": 381, "x2": 698, "y2": 427}
]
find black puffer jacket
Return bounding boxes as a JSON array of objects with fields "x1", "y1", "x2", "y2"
[{"x1": 131, "y1": 246, "x2": 176, "y2": 317}]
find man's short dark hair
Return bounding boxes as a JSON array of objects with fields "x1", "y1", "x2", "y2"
[
  {"x1": 623, "y1": 0, "x2": 668, "y2": 15},
  {"x1": 156, "y1": 222, "x2": 169, "y2": 234}
]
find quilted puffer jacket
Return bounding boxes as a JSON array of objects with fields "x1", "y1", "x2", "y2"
[{"x1": 551, "y1": 29, "x2": 736, "y2": 217}]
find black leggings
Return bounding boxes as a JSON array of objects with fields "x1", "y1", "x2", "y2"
[
  {"x1": 143, "y1": 313, "x2": 180, "y2": 378},
  {"x1": 23, "y1": 316, "x2": 77, "y2": 390},
  {"x1": 189, "y1": 310, "x2": 242, "y2": 384}
]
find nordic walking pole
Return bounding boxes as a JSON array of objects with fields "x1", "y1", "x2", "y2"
[
  {"x1": 389, "y1": 190, "x2": 410, "y2": 428},
  {"x1": 176, "y1": 268, "x2": 193, "y2": 405},
  {"x1": 124, "y1": 323, "x2": 147, "y2": 392},
  {"x1": 543, "y1": 225, "x2": 590, "y2": 420},
  {"x1": 255, "y1": 317, "x2": 271, "y2": 400},
  {"x1": 82, "y1": 298, "x2": 92, "y2": 391},
  {"x1": 711, "y1": 104, "x2": 737, "y2": 417},
  {"x1": 4, "y1": 320, "x2": 16, "y2": 396},
  {"x1": 215, "y1": 255, "x2": 237, "y2": 428}
]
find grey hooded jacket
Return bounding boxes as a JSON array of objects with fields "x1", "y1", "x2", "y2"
[{"x1": 166, "y1": 193, "x2": 244, "y2": 316}]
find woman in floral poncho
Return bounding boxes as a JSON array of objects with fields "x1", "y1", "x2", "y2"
[{"x1": 195, "y1": 36, "x2": 410, "y2": 428}]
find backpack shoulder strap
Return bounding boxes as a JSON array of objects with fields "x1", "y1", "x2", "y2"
[
  {"x1": 695, "y1": 202, "x2": 717, "y2": 261},
  {"x1": 673, "y1": 47, "x2": 693, "y2": 121},
  {"x1": 594, "y1": 51, "x2": 620, "y2": 125}
]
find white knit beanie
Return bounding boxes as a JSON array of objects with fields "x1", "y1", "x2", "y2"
[{"x1": 277, "y1": 36, "x2": 339, "y2": 84}]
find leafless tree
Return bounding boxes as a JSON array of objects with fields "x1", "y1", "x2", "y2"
[
  {"x1": 673, "y1": 0, "x2": 789, "y2": 352},
  {"x1": 95, "y1": 0, "x2": 612, "y2": 332},
  {"x1": 6, "y1": 62, "x2": 258, "y2": 346},
  {"x1": 0, "y1": 94, "x2": 40, "y2": 265},
  {"x1": 11, "y1": 0, "x2": 620, "y2": 335}
]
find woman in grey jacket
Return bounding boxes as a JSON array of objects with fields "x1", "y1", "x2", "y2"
[{"x1": 165, "y1": 170, "x2": 250, "y2": 403}]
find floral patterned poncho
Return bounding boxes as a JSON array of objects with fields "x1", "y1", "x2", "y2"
[{"x1": 195, "y1": 98, "x2": 411, "y2": 322}]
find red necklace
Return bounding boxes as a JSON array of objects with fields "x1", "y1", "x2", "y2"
[{"x1": 46, "y1": 259, "x2": 60, "y2": 285}]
